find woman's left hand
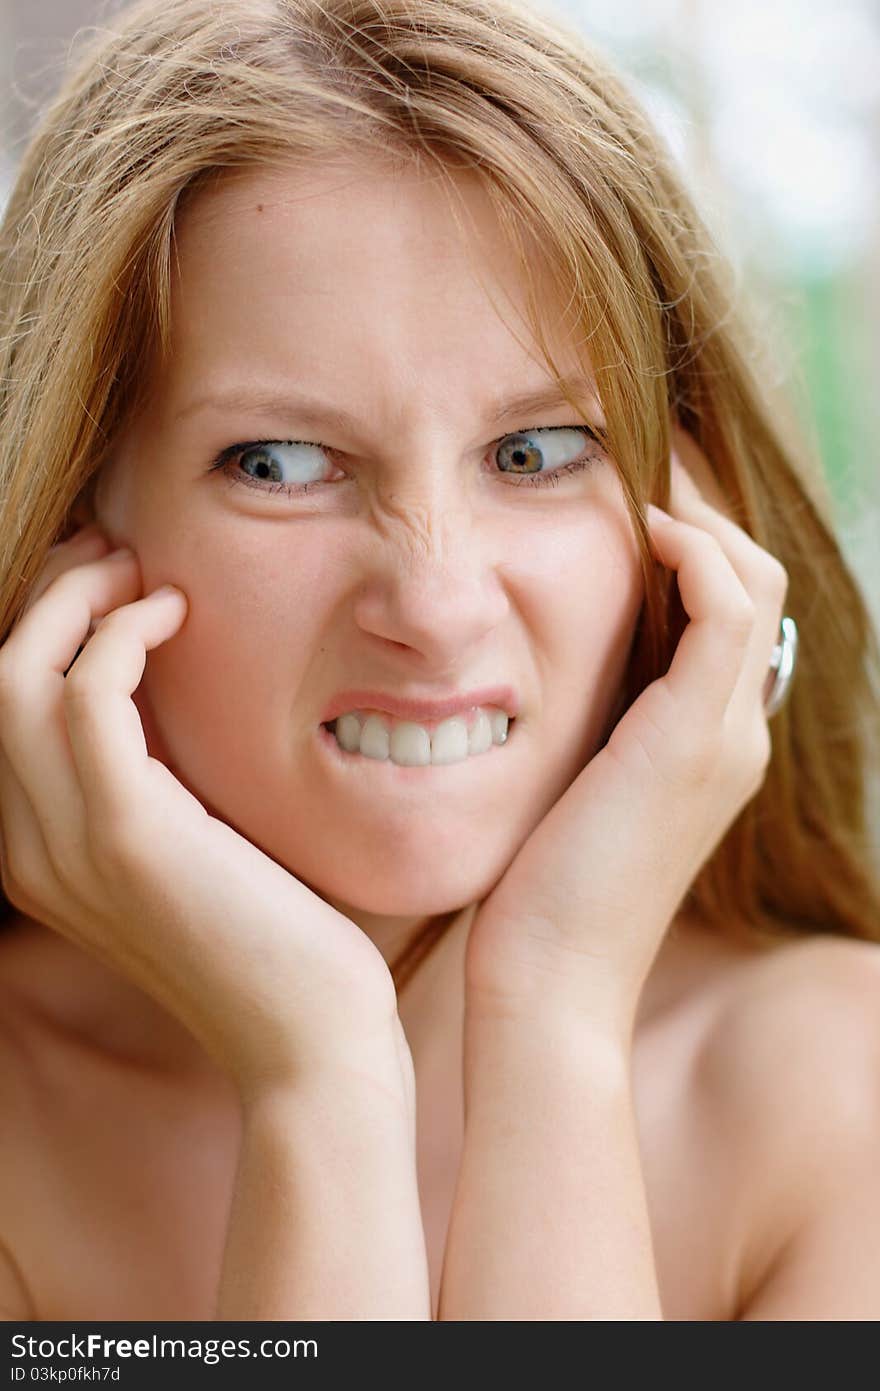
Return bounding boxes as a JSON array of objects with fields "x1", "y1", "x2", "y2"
[{"x1": 463, "y1": 426, "x2": 790, "y2": 1043}]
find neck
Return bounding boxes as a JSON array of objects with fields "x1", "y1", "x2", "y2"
[{"x1": 1, "y1": 901, "x2": 717, "y2": 1085}]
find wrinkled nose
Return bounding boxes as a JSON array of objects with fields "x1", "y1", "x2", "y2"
[{"x1": 352, "y1": 486, "x2": 510, "y2": 664}]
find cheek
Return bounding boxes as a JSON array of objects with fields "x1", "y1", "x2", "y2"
[
  {"x1": 139, "y1": 506, "x2": 350, "y2": 711},
  {"x1": 502, "y1": 501, "x2": 643, "y2": 662},
  {"x1": 537, "y1": 523, "x2": 644, "y2": 756},
  {"x1": 138, "y1": 554, "x2": 331, "y2": 793}
]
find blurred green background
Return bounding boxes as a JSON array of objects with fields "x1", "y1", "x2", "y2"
[{"x1": 1, "y1": 0, "x2": 878, "y2": 625}]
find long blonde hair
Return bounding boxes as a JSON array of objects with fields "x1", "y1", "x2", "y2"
[{"x1": 1, "y1": 0, "x2": 878, "y2": 950}]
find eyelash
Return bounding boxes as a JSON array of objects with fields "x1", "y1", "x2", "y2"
[{"x1": 206, "y1": 425, "x2": 606, "y2": 499}]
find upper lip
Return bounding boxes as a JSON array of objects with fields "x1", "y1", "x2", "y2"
[{"x1": 320, "y1": 686, "x2": 521, "y2": 724}]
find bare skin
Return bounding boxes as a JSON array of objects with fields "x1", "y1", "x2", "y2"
[
  {"x1": 2, "y1": 158, "x2": 880, "y2": 1320},
  {"x1": 1, "y1": 901, "x2": 879, "y2": 1321}
]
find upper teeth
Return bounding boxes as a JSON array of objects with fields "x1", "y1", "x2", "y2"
[{"x1": 330, "y1": 705, "x2": 511, "y2": 766}]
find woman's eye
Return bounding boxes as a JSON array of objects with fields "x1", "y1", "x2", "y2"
[
  {"x1": 208, "y1": 424, "x2": 604, "y2": 499},
  {"x1": 214, "y1": 440, "x2": 331, "y2": 494},
  {"x1": 495, "y1": 427, "x2": 601, "y2": 486}
]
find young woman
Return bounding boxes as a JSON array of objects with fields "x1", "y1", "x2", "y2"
[{"x1": 0, "y1": 0, "x2": 878, "y2": 1321}]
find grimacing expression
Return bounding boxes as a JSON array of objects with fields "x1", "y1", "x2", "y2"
[{"x1": 90, "y1": 157, "x2": 645, "y2": 920}]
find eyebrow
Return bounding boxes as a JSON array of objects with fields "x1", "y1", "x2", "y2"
[{"x1": 173, "y1": 376, "x2": 606, "y2": 433}]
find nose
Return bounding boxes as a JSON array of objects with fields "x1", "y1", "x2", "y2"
[{"x1": 351, "y1": 471, "x2": 510, "y2": 667}]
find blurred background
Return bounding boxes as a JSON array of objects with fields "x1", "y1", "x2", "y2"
[{"x1": 1, "y1": 0, "x2": 878, "y2": 627}]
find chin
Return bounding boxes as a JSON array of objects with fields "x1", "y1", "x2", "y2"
[{"x1": 292, "y1": 839, "x2": 516, "y2": 920}]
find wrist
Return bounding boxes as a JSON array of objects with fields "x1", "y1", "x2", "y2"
[
  {"x1": 236, "y1": 1014, "x2": 415, "y2": 1117},
  {"x1": 241, "y1": 1061, "x2": 413, "y2": 1127},
  {"x1": 461, "y1": 1005, "x2": 633, "y2": 1136},
  {"x1": 218, "y1": 1028, "x2": 430, "y2": 1322},
  {"x1": 458, "y1": 990, "x2": 631, "y2": 1096},
  {"x1": 464, "y1": 909, "x2": 644, "y2": 1049},
  {"x1": 464, "y1": 970, "x2": 636, "y2": 1060}
]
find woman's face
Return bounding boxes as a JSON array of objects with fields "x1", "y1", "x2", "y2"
[{"x1": 91, "y1": 157, "x2": 645, "y2": 946}]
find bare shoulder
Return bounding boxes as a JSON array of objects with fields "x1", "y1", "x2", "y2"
[
  {"x1": 695, "y1": 932, "x2": 880, "y2": 1315},
  {"x1": 701, "y1": 932, "x2": 880, "y2": 1109}
]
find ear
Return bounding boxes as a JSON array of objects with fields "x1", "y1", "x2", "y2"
[
  {"x1": 69, "y1": 459, "x2": 126, "y2": 529},
  {"x1": 65, "y1": 476, "x2": 100, "y2": 536}
]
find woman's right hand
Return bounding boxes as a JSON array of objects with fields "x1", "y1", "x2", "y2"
[{"x1": 0, "y1": 525, "x2": 405, "y2": 1101}]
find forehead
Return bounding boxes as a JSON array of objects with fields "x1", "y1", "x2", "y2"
[
  {"x1": 164, "y1": 157, "x2": 590, "y2": 390},
  {"x1": 172, "y1": 156, "x2": 548, "y2": 292}
]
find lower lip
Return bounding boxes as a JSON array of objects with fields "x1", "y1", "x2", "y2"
[{"x1": 316, "y1": 719, "x2": 516, "y2": 781}]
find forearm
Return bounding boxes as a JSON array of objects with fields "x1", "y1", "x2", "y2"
[
  {"x1": 215, "y1": 1033, "x2": 431, "y2": 1320},
  {"x1": 437, "y1": 1006, "x2": 663, "y2": 1320}
]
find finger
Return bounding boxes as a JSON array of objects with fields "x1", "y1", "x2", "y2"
[
  {"x1": 668, "y1": 451, "x2": 788, "y2": 600},
  {"x1": 63, "y1": 584, "x2": 187, "y2": 829},
  {"x1": 665, "y1": 453, "x2": 789, "y2": 720},
  {"x1": 646, "y1": 505, "x2": 756, "y2": 726},
  {"x1": 668, "y1": 424, "x2": 736, "y2": 518},
  {"x1": 19, "y1": 525, "x2": 113, "y2": 620},
  {"x1": 0, "y1": 732, "x2": 144, "y2": 977},
  {"x1": 0, "y1": 739, "x2": 63, "y2": 923},
  {"x1": 0, "y1": 550, "x2": 142, "y2": 863}
]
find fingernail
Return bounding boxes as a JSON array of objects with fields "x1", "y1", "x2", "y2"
[
  {"x1": 110, "y1": 546, "x2": 135, "y2": 561},
  {"x1": 154, "y1": 584, "x2": 183, "y2": 598}
]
